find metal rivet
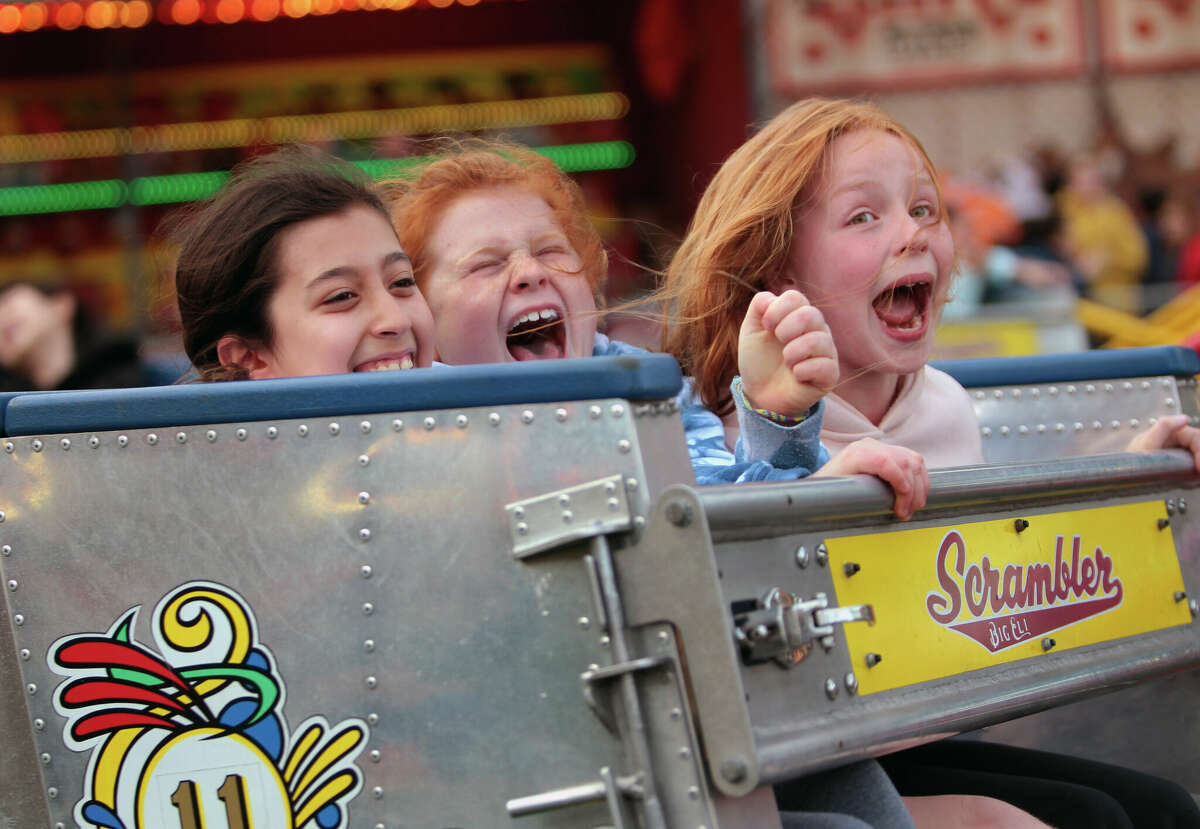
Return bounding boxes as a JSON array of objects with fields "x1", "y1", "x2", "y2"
[
  {"x1": 657, "y1": 629, "x2": 670, "y2": 643},
  {"x1": 235, "y1": 428, "x2": 247, "y2": 441},
  {"x1": 555, "y1": 408, "x2": 568, "y2": 422},
  {"x1": 795, "y1": 546, "x2": 809, "y2": 568},
  {"x1": 816, "y1": 543, "x2": 828, "y2": 566},
  {"x1": 0, "y1": 511, "x2": 5, "y2": 523},
  {"x1": 361, "y1": 565, "x2": 373, "y2": 579},
  {"x1": 370, "y1": 749, "x2": 381, "y2": 763},
  {"x1": 1014, "y1": 518, "x2": 1029, "y2": 532},
  {"x1": 1123, "y1": 382, "x2": 1133, "y2": 391},
  {"x1": 1179, "y1": 498, "x2": 1188, "y2": 513},
  {"x1": 365, "y1": 676, "x2": 378, "y2": 689},
  {"x1": 1158, "y1": 518, "x2": 1171, "y2": 530},
  {"x1": 688, "y1": 786, "x2": 700, "y2": 800},
  {"x1": 373, "y1": 824, "x2": 384, "y2": 829},
  {"x1": 680, "y1": 746, "x2": 692, "y2": 759},
  {"x1": 1090, "y1": 421, "x2": 1101, "y2": 430},
  {"x1": 367, "y1": 712, "x2": 379, "y2": 725},
  {"x1": 845, "y1": 672, "x2": 858, "y2": 695},
  {"x1": 974, "y1": 390, "x2": 985, "y2": 400},
  {"x1": 1037, "y1": 424, "x2": 1046, "y2": 434},
  {"x1": 60, "y1": 438, "x2": 70, "y2": 450},
  {"x1": 456, "y1": 414, "x2": 469, "y2": 428},
  {"x1": 47, "y1": 787, "x2": 57, "y2": 799},
  {"x1": 33, "y1": 716, "x2": 44, "y2": 729},
  {"x1": 39, "y1": 752, "x2": 50, "y2": 764},
  {"x1": 993, "y1": 389, "x2": 1004, "y2": 399},
  {"x1": 265, "y1": 426, "x2": 277, "y2": 439},
  {"x1": 1150, "y1": 417, "x2": 1158, "y2": 426},
  {"x1": 1, "y1": 545, "x2": 9, "y2": 556},
  {"x1": 1131, "y1": 418, "x2": 1140, "y2": 428},
  {"x1": 358, "y1": 454, "x2": 370, "y2": 467},
  {"x1": 1066, "y1": 385, "x2": 1076, "y2": 394},
  {"x1": 1055, "y1": 422, "x2": 1065, "y2": 432},
  {"x1": 359, "y1": 528, "x2": 372, "y2": 541},
  {"x1": 843, "y1": 562, "x2": 860, "y2": 577},
  {"x1": 611, "y1": 404, "x2": 625, "y2": 418},
  {"x1": 1073, "y1": 422, "x2": 1084, "y2": 432},
  {"x1": 373, "y1": 786, "x2": 384, "y2": 799},
  {"x1": 329, "y1": 422, "x2": 341, "y2": 436},
  {"x1": 1167, "y1": 499, "x2": 1177, "y2": 515},
  {"x1": 1110, "y1": 420, "x2": 1121, "y2": 430},
  {"x1": 423, "y1": 416, "x2": 436, "y2": 430},
  {"x1": 392, "y1": 418, "x2": 404, "y2": 431},
  {"x1": 981, "y1": 426, "x2": 992, "y2": 438},
  {"x1": 1085, "y1": 384, "x2": 1095, "y2": 394},
  {"x1": 589, "y1": 405, "x2": 602, "y2": 419},
  {"x1": 1174, "y1": 590, "x2": 1186, "y2": 602},
  {"x1": 31, "y1": 439, "x2": 42, "y2": 452},
  {"x1": 558, "y1": 494, "x2": 571, "y2": 507},
  {"x1": 87, "y1": 435, "x2": 99, "y2": 448},
  {"x1": 576, "y1": 616, "x2": 592, "y2": 631},
  {"x1": 358, "y1": 491, "x2": 371, "y2": 505},
  {"x1": 297, "y1": 424, "x2": 308, "y2": 437},
  {"x1": 19, "y1": 648, "x2": 29, "y2": 660},
  {"x1": 1190, "y1": 599, "x2": 1199, "y2": 618},
  {"x1": 625, "y1": 477, "x2": 639, "y2": 491},
  {"x1": 720, "y1": 757, "x2": 747, "y2": 783},
  {"x1": 865, "y1": 652, "x2": 882, "y2": 668},
  {"x1": 1000, "y1": 425, "x2": 1010, "y2": 436},
  {"x1": 488, "y1": 413, "x2": 500, "y2": 426},
  {"x1": 3, "y1": 441, "x2": 11, "y2": 453},
  {"x1": 665, "y1": 501, "x2": 693, "y2": 527},
  {"x1": 633, "y1": 516, "x2": 646, "y2": 529},
  {"x1": 1166, "y1": 398, "x2": 1176, "y2": 408},
  {"x1": 1162, "y1": 378, "x2": 1173, "y2": 388},
  {"x1": 521, "y1": 410, "x2": 534, "y2": 424},
  {"x1": 27, "y1": 683, "x2": 37, "y2": 695},
  {"x1": 7, "y1": 580, "x2": 16, "y2": 591},
  {"x1": 824, "y1": 678, "x2": 838, "y2": 699},
  {"x1": 1142, "y1": 380, "x2": 1152, "y2": 389},
  {"x1": 14, "y1": 614, "x2": 24, "y2": 626},
  {"x1": 1049, "y1": 386, "x2": 1059, "y2": 396},
  {"x1": 670, "y1": 707, "x2": 682, "y2": 720},
  {"x1": 364, "y1": 639, "x2": 375, "y2": 653},
  {"x1": 1030, "y1": 388, "x2": 1040, "y2": 398},
  {"x1": 1041, "y1": 637, "x2": 1055, "y2": 651},
  {"x1": 362, "y1": 602, "x2": 374, "y2": 616},
  {"x1": 600, "y1": 635, "x2": 611, "y2": 646},
  {"x1": 513, "y1": 506, "x2": 525, "y2": 519},
  {"x1": 206, "y1": 430, "x2": 217, "y2": 442},
  {"x1": 561, "y1": 510, "x2": 573, "y2": 523},
  {"x1": 617, "y1": 439, "x2": 631, "y2": 453},
  {"x1": 1018, "y1": 425, "x2": 1029, "y2": 435},
  {"x1": 516, "y1": 522, "x2": 528, "y2": 535},
  {"x1": 361, "y1": 420, "x2": 372, "y2": 434},
  {"x1": 1011, "y1": 388, "x2": 1021, "y2": 399},
  {"x1": 147, "y1": 433, "x2": 158, "y2": 445}
]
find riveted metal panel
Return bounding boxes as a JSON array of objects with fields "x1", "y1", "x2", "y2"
[{"x1": 0, "y1": 398, "x2": 686, "y2": 828}]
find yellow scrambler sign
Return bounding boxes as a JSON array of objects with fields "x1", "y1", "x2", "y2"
[{"x1": 829, "y1": 501, "x2": 1191, "y2": 696}]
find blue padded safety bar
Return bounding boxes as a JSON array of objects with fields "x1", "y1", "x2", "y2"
[
  {"x1": 2, "y1": 354, "x2": 683, "y2": 437},
  {"x1": 933, "y1": 346, "x2": 1200, "y2": 389}
]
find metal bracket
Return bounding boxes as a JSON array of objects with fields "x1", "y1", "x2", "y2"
[
  {"x1": 734, "y1": 589, "x2": 874, "y2": 667},
  {"x1": 506, "y1": 474, "x2": 632, "y2": 558},
  {"x1": 581, "y1": 655, "x2": 671, "y2": 734},
  {"x1": 506, "y1": 765, "x2": 641, "y2": 827}
]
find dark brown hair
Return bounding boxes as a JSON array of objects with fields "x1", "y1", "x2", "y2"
[{"x1": 168, "y1": 146, "x2": 390, "y2": 381}]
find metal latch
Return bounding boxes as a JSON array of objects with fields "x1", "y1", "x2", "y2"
[
  {"x1": 733, "y1": 589, "x2": 874, "y2": 667},
  {"x1": 506, "y1": 475, "x2": 633, "y2": 558}
]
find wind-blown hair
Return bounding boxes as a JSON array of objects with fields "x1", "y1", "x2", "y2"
[
  {"x1": 168, "y1": 146, "x2": 389, "y2": 381},
  {"x1": 381, "y1": 141, "x2": 606, "y2": 296},
  {"x1": 661, "y1": 98, "x2": 940, "y2": 415}
]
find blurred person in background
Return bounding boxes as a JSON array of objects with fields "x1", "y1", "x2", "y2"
[
  {"x1": 0, "y1": 282, "x2": 152, "y2": 391},
  {"x1": 1056, "y1": 153, "x2": 1148, "y2": 313}
]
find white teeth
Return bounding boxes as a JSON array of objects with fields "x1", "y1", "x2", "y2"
[
  {"x1": 511, "y1": 309, "x2": 560, "y2": 330},
  {"x1": 540, "y1": 309, "x2": 558, "y2": 321},
  {"x1": 364, "y1": 357, "x2": 415, "y2": 372}
]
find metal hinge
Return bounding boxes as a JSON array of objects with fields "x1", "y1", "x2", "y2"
[
  {"x1": 505, "y1": 474, "x2": 633, "y2": 558},
  {"x1": 734, "y1": 589, "x2": 874, "y2": 667}
]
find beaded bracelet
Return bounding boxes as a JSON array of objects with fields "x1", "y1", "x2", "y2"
[{"x1": 736, "y1": 379, "x2": 809, "y2": 427}]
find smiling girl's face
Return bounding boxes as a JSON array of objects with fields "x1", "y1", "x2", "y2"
[
  {"x1": 237, "y1": 204, "x2": 436, "y2": 379},
  {"x1": 418, "y1": 186, "x2": 597, "y2": 365},
  {"x1": 778, "y1": 129, "x2": 954, "y2": 415}
]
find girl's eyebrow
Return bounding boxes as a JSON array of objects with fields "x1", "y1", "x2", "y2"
[{"x1": 305, "y1": 250, "x2": 411, "y2": 288}]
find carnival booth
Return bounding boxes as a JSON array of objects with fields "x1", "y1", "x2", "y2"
[{"x1": 0, "y1": 348, "x2": 1197, "y2": 827}]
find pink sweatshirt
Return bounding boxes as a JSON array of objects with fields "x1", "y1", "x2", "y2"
[{"x1": 821, "y1": 365, "x2": 983, "y2": 468}]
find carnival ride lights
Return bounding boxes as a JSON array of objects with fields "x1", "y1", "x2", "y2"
[
  {"x1": 0, "y1": 93, "x2": 630, "y2": 165},
  {"x1": 0, "y1": 141, "x2": 637, "y2": 216},
  {"x1": 0, "y1": 0, "x2": 500, "y2": 32}
]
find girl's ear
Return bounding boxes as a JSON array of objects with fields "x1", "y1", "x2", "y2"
[
  {"x1": 216, "y1": 334, "x2": 274, "y2": 379},
  {"x1": 766, "y1": 268, "x2": 801, "y2": 295}
]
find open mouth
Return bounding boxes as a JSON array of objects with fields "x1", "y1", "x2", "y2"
[
  {"x1": 506, "y1": 308, "x2": 566, "y2": 361},
  {"x1": 872, "y1": 279, "x2": 932, "y2": 339}
]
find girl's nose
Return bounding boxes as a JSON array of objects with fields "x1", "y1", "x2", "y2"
[
  {"x1": 898, "y1": 217, "x2": 931, "y2": 256},
  {"x1": 508, "y1": 251, "x2": 549, "y2": 293},
  {"x1": 368, "y1": 290, "x2": 411, "y2": 338}
]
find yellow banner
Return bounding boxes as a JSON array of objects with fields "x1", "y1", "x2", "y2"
[{"x1": 828, "y1": 501, "x2": 1190, "y2": 696}]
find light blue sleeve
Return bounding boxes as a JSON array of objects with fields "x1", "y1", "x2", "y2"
[{"x1": 731, "y1": 376, "x2": 829, "y2": 473}]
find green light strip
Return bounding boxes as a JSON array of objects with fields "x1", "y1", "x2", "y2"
[{"x1": 0, "y1": 141, "x2": 637, "y2": 216}]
